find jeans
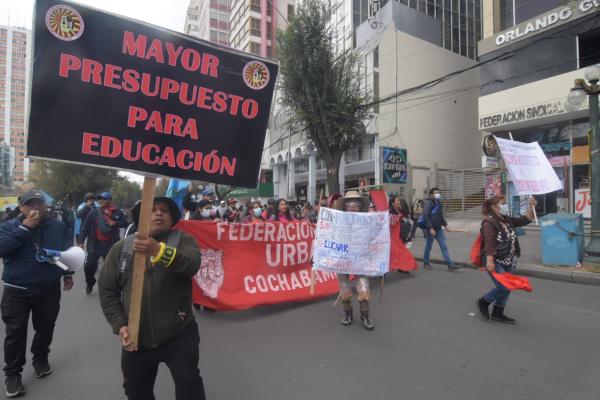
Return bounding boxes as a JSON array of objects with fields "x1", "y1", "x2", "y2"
[
  {"x1": 121, "y1": 321, "x2": 206, "y2": 400},
  {"x1": 484, "y1": 262, "x2": 514, "y2": 307},
  {"x1": 1, "y1": 284, "x2": 61, "y2": 377},
  {"x1": 422, "y1": 228, "x2": 454, "y2": 267}
]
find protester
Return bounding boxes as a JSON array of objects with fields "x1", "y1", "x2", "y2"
[
  {"x1": 191, "y1": 200, "x2": 215, "y2": 221},
  {"x1": 368, "y1": 202, "x2": 376, "y2": 213},
  {"x1": 2, "y1": 206, "x2": 21, "y2": 223},
  {"x1": 182, "y1": 184, "x2": 198, "y2": 219},
  {"x1": 270, "y1": 199, "x2": 295, "y2": 222},
  {"x1": 422, "y1": 188, "x2": 460, "y2": 271},
  {"x1": 389, "y1": 195, "x2": 413, "y2": 247},
  {"x1": 334, "y1": 191, "x2": 375, "y2": 330},
  {"x1": 0, "y1": 190, "x2": 74, "y2": 398},
  {"x1": 98, "y1": 196, "x2": 206, "y2": 400},
  {"x1": 75, "y1": 193, "x2": 96, "y2": 242},
  {"x1": 410, "y1": 198, "x2": 425, "y2": 240},
  {"x1": 261, "y1": 198, "x2": 277, "y2": 221},
  {"x1": 226, "y1": 198, "x2": 240, "y2": 222},
  {"x1": 246, "y1": 201, "x2": 264, "y2": 223},
  {"x1": 476, "y1": 196, "x2": 536, "y2": 324},
  {"x1": 78, "y1": 192, "x2": 128, "y2": 295},
  {"x1": 301, "y1": 202, "x2": 313, "y2": 220}
]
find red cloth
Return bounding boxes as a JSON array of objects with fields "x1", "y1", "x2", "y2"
[
  {"x1": 370, "y1": 190, "x2": 388, "y2": 211},
  {"x1": 389, "y1": 223, "x2": 417, "y2": 272},
  {"x1": 179, "y1": 219, "x2": 418, "y2": 310},
  {"x1": 490, "y1": 271, "x2": 533, "y2": 292}
]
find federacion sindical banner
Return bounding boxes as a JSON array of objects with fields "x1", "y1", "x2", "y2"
[
  {"x1": 177, "y1": 221, "x2": 417, "y2": 311},
  {"x1": 28, "y1": 0, "x2": 278, "y2": 187}
]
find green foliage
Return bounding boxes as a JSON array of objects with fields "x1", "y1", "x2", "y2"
[
  {"x1": 276, "y1": 0, "x2": 368, "y2": 193},
  {"x1": 111, "y1": 178, "x2": 141, "y2": 208},
  {"x1": 31, "y1": 160, "x2": 119, "y2": 206}
]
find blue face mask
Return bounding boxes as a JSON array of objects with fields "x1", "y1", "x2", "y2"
[
  {"x1": 499, "y1": 203, "x2": 509, "y2": 215},
  {"x1": 253, "y1": 208, "x2": 262, "y2": 217}
]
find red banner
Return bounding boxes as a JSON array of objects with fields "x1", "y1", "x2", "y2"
[{"x1": 178, "y1": 220, "x2": 416, "y2": 311}]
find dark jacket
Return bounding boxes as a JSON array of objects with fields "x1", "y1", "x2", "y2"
[
  {"x1": 0, "y1": 216, "x2": 71, "y2": 294},
  {"x1": 423, "y1": 199, "x2": 447, "y2": 230},
  {"x1": 76, "y1": 203, "x2": 96, "y2": 223},
  {"x1": 98, "y1": 230, "x2": 201, "y2": 349},
  {"x1": 78, "y1": 206, "x2": 127, "y2": 254}
]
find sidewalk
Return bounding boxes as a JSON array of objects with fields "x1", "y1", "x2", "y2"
[{"x1": 409, "y1": 218, "x2": 600, "y2": 287}]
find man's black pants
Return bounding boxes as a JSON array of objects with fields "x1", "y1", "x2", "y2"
[
  {"x1": 1, "y1": 284, "x2": 61, "y2": 377},
  {"x1": 121, "y1": 321, "x2": 206, "y2": 400},
  {"x1": 84, "y1": 251, "x2": 108, "y2": 287}
]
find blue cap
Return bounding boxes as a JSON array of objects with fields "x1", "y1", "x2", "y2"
[{"x1": 97, "y1": 192, "x2": 112, "y2": 200}]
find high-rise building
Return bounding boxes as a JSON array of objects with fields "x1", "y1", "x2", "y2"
[
  {"x1": 477, "y1": 0, "x2": 600, "y2": 215},
  {"x1": 229, "y1": 0, "x2": 295, "y2": 57},
  {"x1": 184, "y1": 0, "x2": 230, "y2": 46},
  {"x1": 0, "y1": 25, "x2": 30, "y2": 187}
]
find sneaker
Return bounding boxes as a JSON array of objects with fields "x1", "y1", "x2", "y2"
[
  {"x1": 341, "y1": 311, "x2": 353, "y2": 326},
  {"x1": 423, "y1": 264, "x2": 432, "y2": 270},
  {"x1": 360, "y1": 315, "x2": 375, "y2": 330},
  {"x1": 448, "y1": 265, "x2": 462, "y2": 272},
  {"x1": 85, "y1": 285, "x2": 93, "y2": 295},
  {"x1": 5, "y1": 376, "x2": 25, "y2": 398},
  {"x1": 33, "y1": 361, "x2": 52, "y2": 378}
]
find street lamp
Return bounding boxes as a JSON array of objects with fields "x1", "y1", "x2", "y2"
[{"x1": 566, "y1": 64, "x2": 600, "y2": 263}]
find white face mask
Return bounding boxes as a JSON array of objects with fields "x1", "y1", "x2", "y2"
[
  {"x1": 499, "y1": 203, "x2": 509, "y2": 215},
  {"x1": 434, "y1": 193, "x2": 441, "y2": 200},
  {"x1": 253, "y1": 208, "x2": 262, "y2": 217},
  {"x1": 201, "y1": 209, "x2": 211, "y2": 218}
]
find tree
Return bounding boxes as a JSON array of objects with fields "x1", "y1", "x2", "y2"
[
  {"x1": 31, "y1": 160, "x2": 119, "y2": 206},
  {"x1": 111, "y1": 178, "x2": 141, "y2": 208},
  {"x1": 276, "y1": 0, "x2": 368, "y2": 194}
]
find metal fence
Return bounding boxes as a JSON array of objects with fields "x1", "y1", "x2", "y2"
[{"x1": 436, "y1": 169, "x2": 501, "y2": 217}]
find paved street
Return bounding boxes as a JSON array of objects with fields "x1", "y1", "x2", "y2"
[{"x1": 1, "y1": 262, "x2": 599, "y2": 400}]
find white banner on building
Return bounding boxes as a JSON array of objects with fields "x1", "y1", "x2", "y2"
[
  {"x1": 312, "y1": 208, "x2": 390, "y2": 277},
  {"x1": 494, "y1": 136, "x2": 563, "y2": 195}
]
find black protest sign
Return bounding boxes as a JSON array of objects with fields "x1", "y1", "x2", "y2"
[{"x1": 28, "y1": 0, "x2": 278, "y2": 187}]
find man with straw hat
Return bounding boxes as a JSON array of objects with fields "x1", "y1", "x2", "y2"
[{"x1": 334, "y1": 191, "x2": 375, "y2": 330}]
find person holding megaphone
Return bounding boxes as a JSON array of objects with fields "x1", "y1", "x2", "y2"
[{"x1": 0, "y1": 190, "x2": 76, "y2": 398}]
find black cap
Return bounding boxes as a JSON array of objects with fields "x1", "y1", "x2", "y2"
[
  {"x1": 19, "y1": 190, "x2": 46, "y2": 205},
  {"x1": 84, "y1": 192, "x2": 95, "y2": 201},
  {"x1": 131, "y1": 197, "x2": 181, "y2": 227}
]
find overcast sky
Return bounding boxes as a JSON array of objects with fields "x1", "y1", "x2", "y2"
[{"x1": 1, "y1": 0, "x2": 190, "y2": 184}]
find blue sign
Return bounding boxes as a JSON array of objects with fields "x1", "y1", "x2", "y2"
[{"x1": 382, "y1": 147, "x2": 407, "y2": 184}]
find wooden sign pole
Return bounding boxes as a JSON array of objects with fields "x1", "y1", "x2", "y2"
[{"x1": 128, "y1": 176, "x2": 156, "y2": 348}]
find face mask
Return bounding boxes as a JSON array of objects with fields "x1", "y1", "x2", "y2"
[
  {"x1": 253, "y1": 208, "x2": 262, "y2": 217},
  {"x1": 201, "y1": 209, "x2": 211, "y2": 218},
  {"x1": 434, "y1": 193, "x2": 441, "y2": 200},
  {"x1": 499, "y1": 204, "x2": 509, "y2": 215}
]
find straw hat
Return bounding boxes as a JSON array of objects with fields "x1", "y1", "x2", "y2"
[{"x1": 334, "y1": 191, "x2": 369, "y2": 212}]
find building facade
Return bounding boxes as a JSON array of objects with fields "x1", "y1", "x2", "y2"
[
  {"x1": 478, "y1": 0, "x2": 600, "y2": 215},
  {"x1": 229, "y1": 0, "x2": 295, "y2": 57},
  {"x1": 268, "y1": 0, "x2": 483, "y2": 204},
  {"x1": 184, "y1": 0, "x2": 230, "y2": 46},
  {"x1": 0, "y1": 25, "x2": 30, "y2": 187}
]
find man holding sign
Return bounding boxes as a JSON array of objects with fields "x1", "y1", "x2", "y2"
[
  {"x1": 99, "y1": 197, "x2": 205, "y2": 399},
  {"x1": 313, "y1": 191, "x2": 390, "y2": 330}
]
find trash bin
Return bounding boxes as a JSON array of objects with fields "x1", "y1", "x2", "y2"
[{"x1": 539, "y1": 213, "x2": 584, "y2": 267}]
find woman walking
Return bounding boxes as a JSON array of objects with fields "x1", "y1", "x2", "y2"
[{"x1": 476, "y1": 195, "x2": 537, "y2": 324}]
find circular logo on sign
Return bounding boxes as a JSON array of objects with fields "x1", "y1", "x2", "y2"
[
  {"x1": 243, "y1": 61, "x2": 270, "y2": 90},
  {"x1": 482, "y1": 134, "x2": 499, "y2": 157},
  {"x1": 46, "y1": 5, "x2": 84, "y2": 41}
]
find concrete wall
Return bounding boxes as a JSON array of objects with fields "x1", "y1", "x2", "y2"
[{"x1": 375, "y1": 26, "x2": 482, "y2": 197}]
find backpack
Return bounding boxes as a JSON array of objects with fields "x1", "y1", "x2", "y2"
[
  {"x1": 470, "y1": 217, "x2": 502, "y2": 267},
  {"x1": 400, "y1": 217, "x2": 413, "y2": 243},
  {"x1": 417, "y1": 201, "x2": 440, "y2": 229},
  {"x1": 117, "y1": 230, "x2": 182, "y2": 289}
]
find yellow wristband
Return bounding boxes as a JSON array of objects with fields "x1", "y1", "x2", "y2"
[
  {"x1": 163, "y1": 246, "x2": 177, "y2": 268},
  {"x1": 150, "y1": 242, "x2": 166, "y2": 264}
]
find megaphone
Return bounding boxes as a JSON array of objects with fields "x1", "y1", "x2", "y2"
[{"x1": 38, "y1": 247, "x2": 86, "y2": 272}]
